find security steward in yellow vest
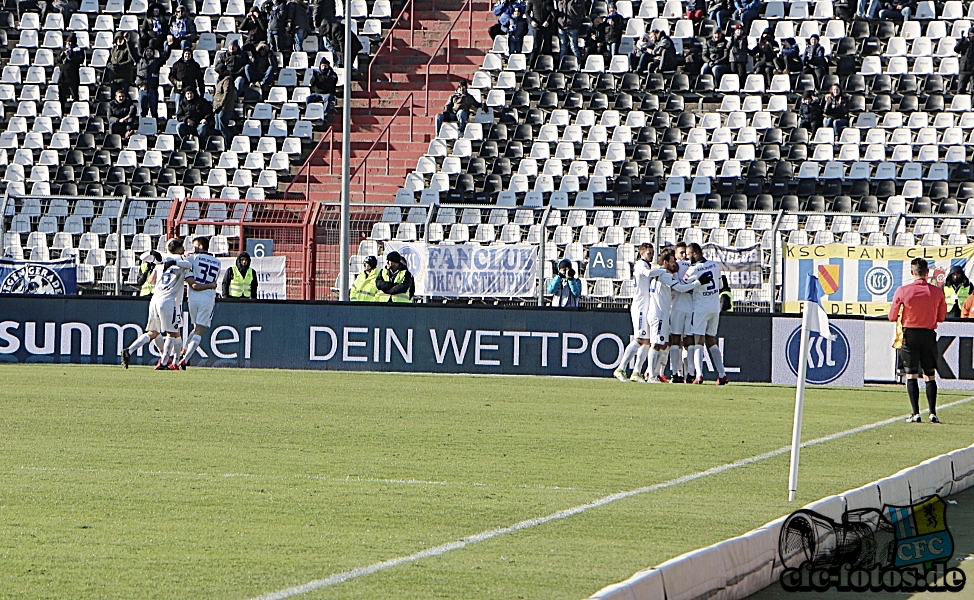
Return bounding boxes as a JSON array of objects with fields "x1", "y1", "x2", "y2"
[
  {"x1": 350, "y1": 255, "x2": 381, "y2": 301},
  {"x1": 135, "y1": 251, "x2": 162, "y2": 296},
  {"x1": 375, "y1": 251, "x2": 415, "y2": 303},
  {"x1": 221, "y1": 251, "x2": 258, "y2": 299},
  {"x1": 944, "y1": 265, "x2": 973, "y2": 318},
  {"x1": 719, "y1": 275, "x2": 733, "y2": 313}
]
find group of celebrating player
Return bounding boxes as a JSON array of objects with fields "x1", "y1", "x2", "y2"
[
  {"x1": 120, "y1": 237, "x2": 223, "y2": 370},
  {"x1": 613, "y1": 241, "x2": 729, "y2": 385}
]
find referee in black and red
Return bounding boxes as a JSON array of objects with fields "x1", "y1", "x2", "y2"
[{"x1": 888, "y1": 258, "x2": 947, "y2": 423}]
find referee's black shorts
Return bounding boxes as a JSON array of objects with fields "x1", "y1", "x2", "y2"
[{"x1": 899, "y1": 328, "x2": 939, "y2": 376}]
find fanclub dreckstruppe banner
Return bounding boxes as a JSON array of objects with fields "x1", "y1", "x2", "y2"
[
  {"x1": 0, "y1": 258, "x2": 77, "y2": 295},
  {"x1": 703, "y1": 243, "x2": 762, "y2": 289},
  {"x1": 385, "y1": 242, "x2": 538, "y2": 298},
  {"x1": 782, "y1": 243, "x2": 974, "y2": 316}
]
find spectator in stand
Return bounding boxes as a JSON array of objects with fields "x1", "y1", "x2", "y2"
[
  {"x1": 212, "y1": 73, "x2": 237, "y2": 145},
  {"x1": 526, "y1": 0, "x2": 556, "y2": 66},
  {"x1": 141, "y1": 4, "x2": 167, "y2": 52},
  {"x1": 136, "y1": 47, "x2": 167, "y2": 118},
  {"x1": 313, "y1": 0, "x2": 336, "y2": 31},
  {"x1": 732, "y1": 0, "x2": 761, "y2": 36},
  {"x1": 489, "y1": 0, "x2": 519, "y2": 39},
  {"x1": 169, "y1": 48, "x2": 205, "y2": 111},
  {"x1": 750, "y1": 29, "x2": 778, "y2": 87},
  {"x1": 944, "y1": 266, "x2": 973, "y2": 318},
  {"x1": 375, "y1": 251, "x2": 415, "y2": 303},
  {"x1": 600, "y1": 2, "x2": 624, "y2": 58},
  {"x1": 166, "y1": 5, "x2": 198, "y2": 53},
  {"x1": 435, "y1": 80, "x2": 481, "y2": 136},
  {"x1": 719, "y1": 276, "x2": 733, "y2": 312},
  {"x1": 287, "y1": 0, "x2": 313, "y2": 52},
  {"x1": 215, "y1": 40, "x2": 251, "y2": 97},
  {"x1": 136, "y1": 251, "x2": 162, "y2": 297},
  {"x1": 727, "y1": 24, "x2": 749, "y2": 79},
  {"x1": 240, "y1": 42, "x2": 276, "y2": 99},
  {"x1": 823, "y1": 83, "x2": 850, "y2": 135},
  {"x1": 240, "y1": 6, "x2": 268, "y2": 52},
  {"x1": 107, "y1": 33, "x2": 135, "y2": 92},
  {"x1": 701, "y1": 28, "x2": 730, "y2": 83},
  {"x1": 176, "y1": 87, "x2": 213, "y2": 140},
  {"x1": 50, "y1": 0, "x2": 80, "y2": 23},
  {"x1": 958, "y1": 29, "x2": 974, "y2": 94},
  {"x1": 630, "y1": 32, "x2": 653, "y2": 73},
  {"x1": 800, "y1": 33, "x2": 828, "y2": 89},
  {"x1": 796, "y1": 90, "x2": 823, "y2": 131},
  {"x1": 708, "y1": 0, "x2": 733, "y2": 31},
  {"x1": 308, "y1": 57, "x2": 338, "y2": 118},
  {"x1": 322, "y1": 19, "x2": 362, "y2": 68},
  {"x1": 108, "y1": 89, "x2": 139, "y2": 139},
  {"x1": 649, "y1": 29, "x2": 679, "y2": 73},
  {"x1": 57, "y1": 33, "x2": 84, "y2": 105},
  {"x1": 222, "y1": 252, "x2": 259, "y2": 299},
  {"x1": 686, "y1": 0, "x2": 707, "y2": 21},
  {"x1": 507, "y1": 6, "x2": 528, "y2": 53},
  {"x1": 556, "y1": 0, "x2": 585, "y2": 62},
  {"x1": 547, "y1": 259, "x2": 581, "y2": 308},
  {"x1": 871, "y1": 0, "x2": 914, "y2": 20},
  {"x1": 267, "y1": 0, "x2": 291, "y2": 55},
  {"x1": 350, "y1": 256, "x2": 380, "y2": 301},
  {"x1": 775, "y1": 36, "x2": 800, "y2": 74}
]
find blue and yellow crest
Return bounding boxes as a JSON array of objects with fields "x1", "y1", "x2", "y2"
[{"x1": 883, "y1": 495, "x2": 953, "y2": 569}]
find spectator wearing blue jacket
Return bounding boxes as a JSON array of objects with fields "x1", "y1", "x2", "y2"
[
  {"x1": 490, "y1": 0, "x2": 526, "y2": 38},
  {"x1": 732, "y1": 0, "x2": 761, "y2": 37},
  {"x1": 548, "y1": 259, "x2": 582, "y2": 308}
]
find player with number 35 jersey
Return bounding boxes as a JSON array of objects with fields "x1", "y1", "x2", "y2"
[{"x1": 178, "y1": 237, "x2": 222, "y2": 369}]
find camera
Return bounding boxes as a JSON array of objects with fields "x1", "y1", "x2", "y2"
[{"x1": 567, "y1": 269, "x2": 576, "y2": 278}]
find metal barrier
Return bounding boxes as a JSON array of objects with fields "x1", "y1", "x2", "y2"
[{"x1": 423, "y1": 0, "x2": 478, "y2": 116}]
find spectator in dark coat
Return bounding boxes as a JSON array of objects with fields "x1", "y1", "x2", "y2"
[
  {"x1": 240, "y1": 6, "x2": 268, "y2": 52},
  {"x1": 526, "y1": 0, "x2": 556, "y2": 65},
  {"x1": 308, "y1": 57, "x2": 338, "y2": 116},
  {"x1": 630, "y1": 32, "x2": 653, "y2": 72},
  {"x1": 287, "y1": 0, "x2": 313, "y2": 51},
  {"x1": 801, "y1": 33, "x2": 828, "y2": 89},
  {"x1": 215, "y1": 40, "x2": 251, "y2": 96},
  {"x1": 507, "y1": 6, "x2": 528, "y2": 53},
  {"x1": 435, "y1": 80, "x2": 481, "y2": 135},
  {"x1": 136, "y1": 47, "x2": 168, "y2": 117},
  {"x1": 176, "y1": 87, "x2": 213, "y2": 139},
  {"x1": 166, "y1": 5, "x2": 198, "y2": 52},
  {"x1": 212, "y1": 75, "x2": 237, "y2": 145},
  {"x1": 583, "y1": 17, "x2": 605, "y2": 58},
  {"x1": 108, "y1": 89, "x2": 139, "y2": 138},
  {"x1": 169, "y1": 48, "x2": 205, "y2": 110},
  {"x1": 822, "y1": 83, "x2": 850, "y2": 135},
  {"x1": 140, "y1": 5, "x2": 167, "y2": 52},
  {"x1": 750, "y1": 30, "x2": 777, "y2": 86},
  {"x1": 108, "y1": 33, "x2": 136, "y2": 91},
  {"x1": 556, "y1": 0, "x2": 586, "y2": 61},
  {"x1": 313, "y1": 0, "x2": 336, "y2": 29},
  {"x1": 708, "y1": 0, "x2": 732, "y2": 31},
  {"x1": 727, "y1": 24, "x2": 749, "y2": 79},
  {"x1": 649, "y1": 29, "x2": 678, "y2": 72},
  {"x1": 600, "y1": 2, "x2": 624, "y2": 57},
  {"x1": 774, "y1": 36, "x2": 800, "y2": 74},
  {"x1": 267, "y1": 0, "x2": 291, "y2": 55},
  {"x1": 702, "y1": 29, "x2": 730, "y2": 83},
  {"x1": 957, "y1": 28, "x2": 974, "y2": 94},
  {"x1": 242, "y1": 42, "x2": 276, "y2": 98},
  {"x1": 796, "y1": 90, "x2": 823, "y2": 131},
  {"x1": 876, "y1": 0, "x2": 915, "y2": 19},
  {"x1": 323, "y1": 19, "x2": 362, "y2": 67},
  {"x1": 58, "y1": 33, "x2": 84, "y2": 104}
]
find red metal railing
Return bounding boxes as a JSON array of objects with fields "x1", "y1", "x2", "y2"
[
  {"x1": 423, "y1": 0, "x2": 475, "y2": 115},
  {"x1": 367, "y1": 0, "x2": 416, "y2": 94}
]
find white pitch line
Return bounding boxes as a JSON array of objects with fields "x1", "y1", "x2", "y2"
[{"x1": 251, "y1": 396, "x2": 974, "y2": 600}]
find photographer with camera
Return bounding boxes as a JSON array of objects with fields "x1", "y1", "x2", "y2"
[
  {"x1": 956, "y1": 28, "x2": 974, "y2": 94},
  {"x1": 547, "y1": 258, "x2": 582, "y2": 308}
]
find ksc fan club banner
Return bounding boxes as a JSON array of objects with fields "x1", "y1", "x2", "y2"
[
  {"x1": 782, "y1": 243, "x2": 974, "y2": 316},
  {"x1": 385, "y1": 242, "x2": 538, "y2": 298},
  {"x1": 0, "y1": 258, "x2": 77, "y2": 295},
  {"x1": 704, "y1": 243, "x2": 762, "y2": 289}
]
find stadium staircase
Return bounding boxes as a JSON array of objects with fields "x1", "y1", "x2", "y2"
[{"x1": 290, "y1": 0, "x2": 496, "y2": 204}]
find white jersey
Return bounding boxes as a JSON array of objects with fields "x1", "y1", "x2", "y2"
[
  {"x1": 186, "y1": 252, "x2": 222, "y2": 299},
  {"x1": 684, "y1": 259, "x2": 722, "y2": 314},
  {"x1": 671, "y1": 260, "x2": 693, "y2": 312},
  {"x1": 631, "y1": 259, "x2": 655, "y2": 312},
  {"x1": 648, "y1": 272, "x2": 676, "y2": 321},
  {"x1": 151, "y1": 255, "x2": 192, "y2": 305}
]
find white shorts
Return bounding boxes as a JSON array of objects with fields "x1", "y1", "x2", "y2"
[
  {"x1": 631, "y1": 307, "x2": 649, "y2": 340},
  {"x1": 649, "y1": 317, "x2": 669, "y2": 346},
  {"x1": 188, "y1": 294, "x2": 215, "y2": 329},
  {"x1": 689, "y1": 311, "x2": 720, "y2": 337},
  {"x1": 147, "y1": 299, "x2": 181, "y2": 334},
  {"x1": 669, "y1": 310, "x2": 691, "y2": 336}
]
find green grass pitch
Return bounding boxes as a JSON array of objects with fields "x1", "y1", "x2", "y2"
[{"x1": 2, "y1": 365, "x2": 974, "y2": 599}]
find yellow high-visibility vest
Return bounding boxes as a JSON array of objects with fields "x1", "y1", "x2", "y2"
[
  {"x1": 139, "y1": 263, "x2": 155, "y2": 296},
  {"x1": 229, "y1": 265, "x2": 254, "y2": 298},
  {"x1": 945, "y1": 284, "x2": 971, "y2": 310},
  {"x1": 350, "y1": 269, "x2": 380, "y2": 301},
  {"x1": 376, "y1": 268, "x2": 410, "y2": 303}
]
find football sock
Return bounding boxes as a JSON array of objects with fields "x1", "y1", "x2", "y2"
[
  {"x1": 633, "y1": 345, "x2": 649, "y2": 375},
  {"x1": 708, "y1": 345, "x2": 726, "y2": 378},
  {"x1": 153, "y1": 335, "x2": 165, "y2": 353},
  {"x1": 184, "y1": 334, "x2": 202, "y2": 359},
  {"x1": 647, "y1": 349, "x2": 660, "y2": 377},
  {"x1": 669, "y1": 346, "x2": 682, "y2": 376},
  {"x1": 127, "y1": 333, "x2": 151, "y2": 353},
  {"x1": 656, "y1": 349, "x2": 668, "y2": 376},
  {"x1": 619, "y1": 341, "x2": 640, "y2": 372},
  {"x1": 925, "y1": 380, "x2": 938, "y2": 415},
  {"x1": 173, "y1": 337, "x2": 183, "y2": 358},
  {"x1": 162, "y1": 336, "x2": 175, "y2": 363},
  {"x1": 692, "y1": 345, "x2": 705, "y2": 378},
  {"x1": 685, "y1": 346, "x2": 695, "y2": 377},
  {"x1": 906, "y1": 378, "x2": 920, "y2": 415}
]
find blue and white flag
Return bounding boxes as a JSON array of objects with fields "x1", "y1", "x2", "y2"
[
  {"x1": 0, "y1": 258, "x2": 77, "y2": 295},
  {"x1": 805, "y1": 273, "x2": 835, "y2": 341}
]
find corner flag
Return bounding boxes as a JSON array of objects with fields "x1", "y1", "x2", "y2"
[{"x1": 788, "y1": 274, "x2": 836, "y2": 501}]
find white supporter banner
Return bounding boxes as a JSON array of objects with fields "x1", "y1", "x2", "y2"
[
  {"x1": 217, "y1": 256, "x2": 287, "y2": 300},
  {"x1": 385, "y1": 242, "x2": 538, "y2": 298}
]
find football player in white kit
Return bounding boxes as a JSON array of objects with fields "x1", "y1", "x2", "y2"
[
  {"x1": 682, "y1": 242, "x2": 728, "y2": 385},
  {"x1": 177, "y1": 236, "x2": 221, "y2": 369},
  {"x1": 614, "y1": 244, "x2": 662, "y2": 382},
  {"x1": 668, "y1": 242, "x2": 693, "y2": 383},
  {"x1": 642, "y1": 248, "x2": 686, "y2": 383}
]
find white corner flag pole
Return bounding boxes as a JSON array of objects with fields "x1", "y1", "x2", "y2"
[{"x1": 788, "y1": 301, "x2": 814, "y2": 502}]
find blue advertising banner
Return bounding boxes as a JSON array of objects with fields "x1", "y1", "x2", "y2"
[
  {"x1": 0, "y1": 258, "x2": 77, "y2": 295},
  {"x1": 0, "y1": 296, "x2": 772, "y2": 380}
]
